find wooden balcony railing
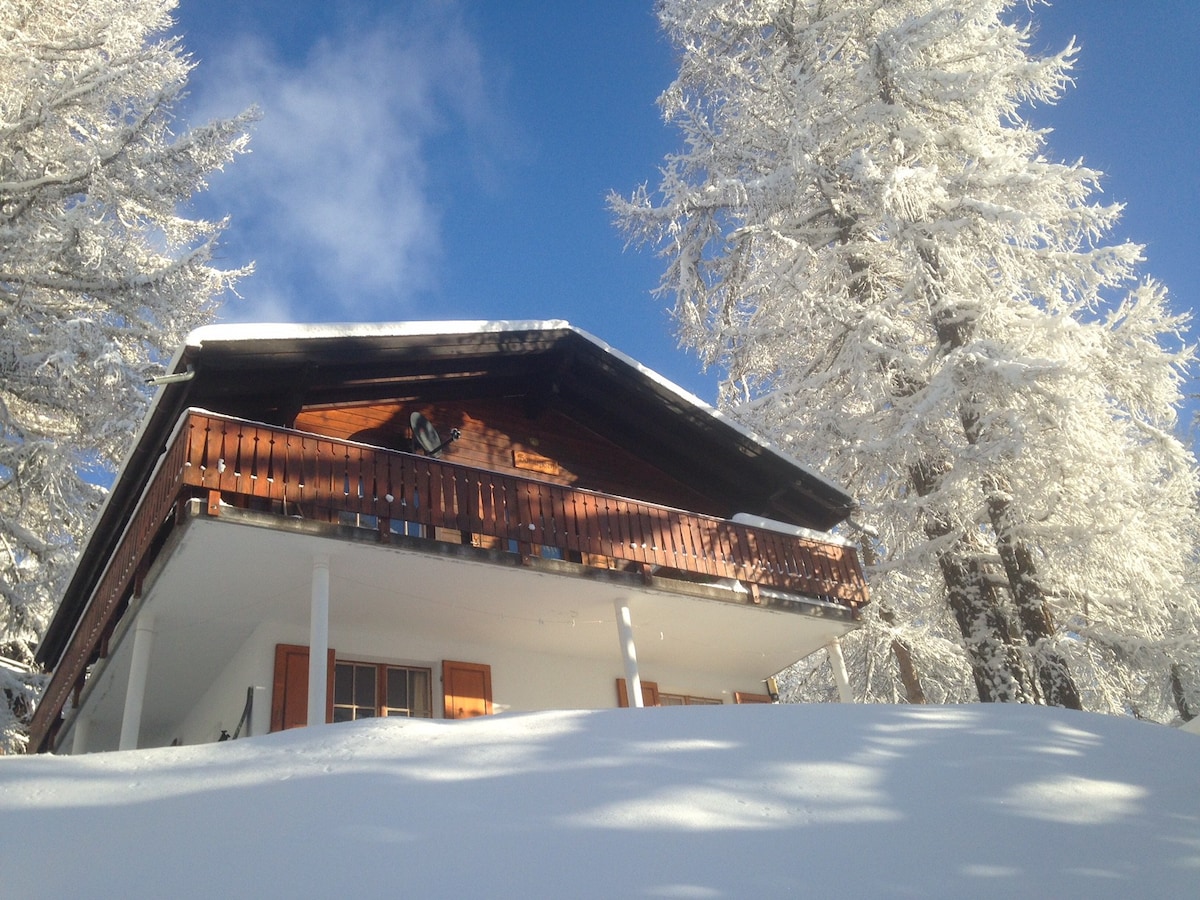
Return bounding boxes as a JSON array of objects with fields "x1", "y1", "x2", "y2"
[
  {"x1": 28, "y1": 409, "x2": 867, "y2": 750},
  {"x1": 177, "y1": 411, "x2": 868, "y2": 605}
]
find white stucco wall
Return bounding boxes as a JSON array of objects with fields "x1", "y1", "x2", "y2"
[
  {"x1": 166, "y1": 624, "x2": 280, "y2": 747},
  {"x1": 157, "y1": 617, "x2": 778, "y2": 747},
  {"x1": 331, "y1": 620, "x2": 768, "y2": 713}
]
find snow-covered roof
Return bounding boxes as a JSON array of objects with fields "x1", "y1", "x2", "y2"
[{"x1": 183, "y1": 318, "x2": 574, "y2": 346}]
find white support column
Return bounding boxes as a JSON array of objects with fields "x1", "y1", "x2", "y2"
[
  {"x1": 119, "y1": 612, "x2": 156, "y2": 750},
  {"x1": 826, "y1": 637, "x2": 854, "y2": 703},
  {"x1": 613, "y1": 597, "x2": 643, "y2": 708},
  {"x1": 71, "y1": 716, "x2": 91, "y2": 755},
  {"x1": 307, "y1": 554, "x2": 331, "y2": 727}
]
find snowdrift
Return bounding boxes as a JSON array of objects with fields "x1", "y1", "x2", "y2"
[{"x1": 2, "y1": 704, "x2": 1197, "y2": 898}]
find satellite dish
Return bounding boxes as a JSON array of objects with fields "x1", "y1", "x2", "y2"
[
  {"x1": 410, "y1": 412, "x2": 460, "y2": 457},
  {"x1": 410, "y1": 412, "x2": 440, "y2": 453}
]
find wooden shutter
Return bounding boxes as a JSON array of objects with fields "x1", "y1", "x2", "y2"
[
  {"x1": 442, "y1": 660, "x2": 492, "y2": 719},
  {"x1": 615, "y1": 678, "x2": 660, "y2": 707},
  {"x1": 270, "y1": 643, "x2": 336, "y2": 731}
]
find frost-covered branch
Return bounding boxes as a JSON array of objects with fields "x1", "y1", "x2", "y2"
[
  {"x1": 615, "y1": 0, "x2": 1200, "y2": 721},
  {"x1": 0, "y1": 0, "x2": 255, "y2": 752}
]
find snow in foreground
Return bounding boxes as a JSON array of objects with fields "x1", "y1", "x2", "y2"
[{"x1": 2, "y1": 704, "x2": 1197, "y2": 898}]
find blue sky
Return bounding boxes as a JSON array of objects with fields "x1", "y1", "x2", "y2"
[{"x1": 173, "y1": 1, "x2": 1200, "y2": 407}]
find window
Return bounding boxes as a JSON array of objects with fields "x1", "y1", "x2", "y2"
[
  {"x1": 659, "y1": 693, "x2": 723, "y2": 706},
  {"x1": 616, "y1": 679, "x2": 722, "y2": 707},
  {"x1": 733, "y1": 691, "x2": 773, "y2": 704},
  {"x1": 333, "y1": 661, "x2": 432, "y2": 722}
]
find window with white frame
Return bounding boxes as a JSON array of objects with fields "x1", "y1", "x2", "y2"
[{"x1": 333, "y1": 661, "x2": 432, "y2": 721}]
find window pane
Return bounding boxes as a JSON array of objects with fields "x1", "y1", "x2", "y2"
[
  {"x1": 387, "y1": 668, "x2": 409, "y2": 709},
  {"x1": 354, "y1": 664, "x2": 375, "y2": 707},
  {"x1": 411, "y1": 670, "x2": 431, "y2": 717},
  {"x1": 334, "y1": 663, "x2": 354, "y2": 704},
  {"x1": 381, "y1": 666, "x2": 432, "y2": 718},
  {"x1": 659, "y1": 692, "x2": 721, "y2": 706}
]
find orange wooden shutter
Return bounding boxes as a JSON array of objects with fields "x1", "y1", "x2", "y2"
[
  {"x1": 270, "y1": 643, "x2": 336, "y2": 731},
  {"x1": 442, "y1": 660, "x2": 492, "y2": 718},
  {"x1": 615, "y1": 678, "x2": 660, "y2": 707}
]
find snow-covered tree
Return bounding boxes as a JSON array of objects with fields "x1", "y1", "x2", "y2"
[
  {"x1": 0, "y1": 0, "x2": 254, "y2": 749},
  {"x1": 613, "y1": 0, "x2": 1200, "y2": 719}
]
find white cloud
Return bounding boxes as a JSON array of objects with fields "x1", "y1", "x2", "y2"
[{"x1": 185, "y1": 6, "x2": 501, "y2": 321}]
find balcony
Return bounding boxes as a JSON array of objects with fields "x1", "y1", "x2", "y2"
[
  {"x1": 31, "y1": 410, "x2": 867, "y2": 748},
  {"x1": 176, "y1": 412, "x2": 867, "y2": 600}
]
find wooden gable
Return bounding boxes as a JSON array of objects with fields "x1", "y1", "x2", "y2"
[{"x1": 294, "y1": 397, "x2": 721, "y2": 517}]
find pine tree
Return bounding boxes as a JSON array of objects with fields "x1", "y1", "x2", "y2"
[
  {"x1": 0, "y1": 0, "x2": 254, "y2": 749},
  {"x1": 613, "y1": 0, "x2": 1199, "y2": 718}
]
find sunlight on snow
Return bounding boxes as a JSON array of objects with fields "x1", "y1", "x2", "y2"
[
  {"x1": 3, "y1": 707, "x2": 1199, "y2": 897},
  {"x1": 958, "y1": 863, "x2": 1022, "y2": 879},
  {"x1": 564, "y1": 761, "x2": 899, "y2": 831},
  {"x1": 868, "y1": 706, "x2": 983, "y2": 731},
  {"x1": 644, "y1": 885, "x2": 723, "y2": 899},
  {"x1": 625, "y1": 738, "x2": 740, "y2": 754},
  {"x1": 997, "y1": 776, "x2": 1146, "y2": 825}
]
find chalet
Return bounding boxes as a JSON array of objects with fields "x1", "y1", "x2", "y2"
[{"x1": 28, "y1": 321, "x2": 868, "y2": 753}]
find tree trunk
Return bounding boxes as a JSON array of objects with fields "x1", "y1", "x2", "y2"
[
  {"x1": 891, "y1": 639, "x2": 926, "y2": 704},
  {"x1": 935, "y1": 547, "x2": 1031, "y2": 703},
  {"x1": 863, "y1": 533, "x2": 927, "y2": 705},
  {"x1": 927, "y1": 268, "x2": 1081, "y2": 710},
  {"x1": 883, "y1": 611, "x2": 927, "y2": 704},
  {"x1": 984, "y1": 484, "x2": 1083, "y2": 709},
  {"x1": 1172, "y1": 664, "x2": 1196, "y2": 722},
  {"x1": 912, "y1": 459, "x2": 1032, "y2": 703}
]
